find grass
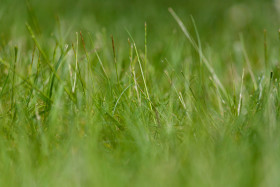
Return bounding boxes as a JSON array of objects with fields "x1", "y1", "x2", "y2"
[{"x1": 1, "y1": 0, "x2": 280, "y2": 186}]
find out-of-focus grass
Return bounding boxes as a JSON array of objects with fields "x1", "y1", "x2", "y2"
[{"x1": 0, "y1": 0, "x2": 280, "y2": 186}]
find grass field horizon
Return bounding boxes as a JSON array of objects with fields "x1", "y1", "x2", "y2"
[{"x1": 1, "y1": 0, "x2": 280, "y2": 186}]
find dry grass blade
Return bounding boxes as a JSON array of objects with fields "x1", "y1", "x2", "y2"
[
  {"x1": 168, "y1": 8, "x2": 227, "y2": 97},
  {"x1": 238, "y1": 69, "x2": 245, "y2": 116},
  {"x1": 240, "y1": 34, "x2": 257, "y2": 90}
]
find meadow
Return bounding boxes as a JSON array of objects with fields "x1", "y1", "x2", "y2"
[{"x1": 0, "y1": 0, "x2": 280, "y2": 186}]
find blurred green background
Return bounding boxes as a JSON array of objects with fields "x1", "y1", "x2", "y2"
[
  {"x1": 1, "y1": 0, "x2": 280, "y2": 78},
  {"x1": 1, "y1": 0, "x2": 279, "y2": 42}
]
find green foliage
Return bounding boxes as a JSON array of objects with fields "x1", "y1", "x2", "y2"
[{"x1": 1, "y1": 0, "x2": 280, "y2": 186}]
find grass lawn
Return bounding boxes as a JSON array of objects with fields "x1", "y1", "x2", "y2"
[{"x1": 1, "y1": 0, "x2": 280, "y2": 186}]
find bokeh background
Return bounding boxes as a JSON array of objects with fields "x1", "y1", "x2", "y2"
[
  {"x1": 1, "y1": 0, "x2": 279, "y2": 37},
  {"x1": 1, "y1": 0, "x2": 280, "y2": 97},
  {"x1": 1, "y1": 0, "x2": 280, "y2": 68}
]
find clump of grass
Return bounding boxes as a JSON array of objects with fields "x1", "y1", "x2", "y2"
[{"x1": 0, "y1": 1, "x2": 280, "y2": 186}]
